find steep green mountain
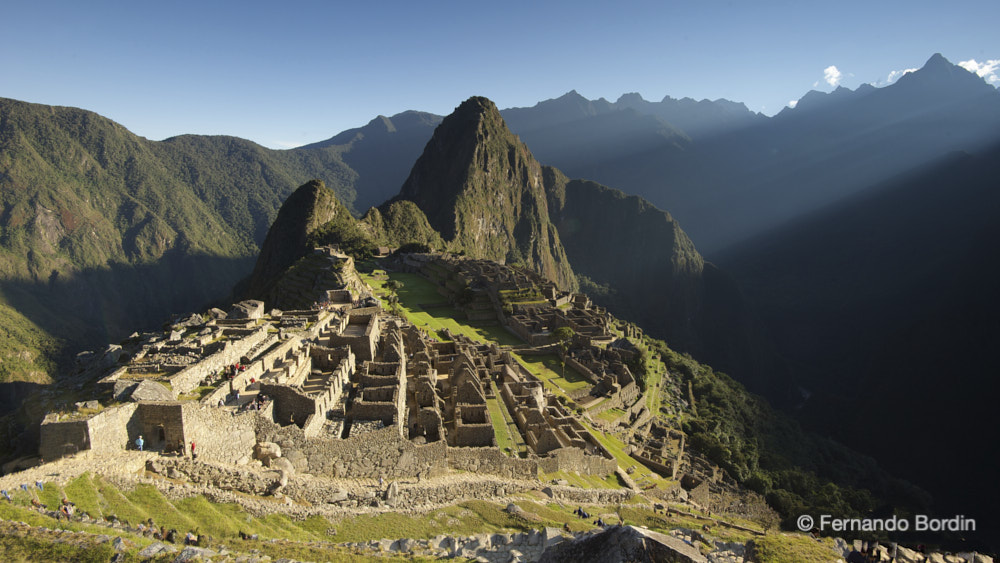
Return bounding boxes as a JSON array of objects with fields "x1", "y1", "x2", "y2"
[
  {"x1": 243, "y1": 179, "x2": 443, "y2": 306},
  {"x1": 718, "y1": 142, "x2": 1000, "y2": 542},
  {"x1": 0, "y1": 97, "x2": 359, "y2": 388},
  {"x1": 392, "y1": 97, "x2": 577, "y2": 290},
  {"x1": 242, "y1": 179, "x2": 347, "y2": 301},
  {"x1": 363, "y1": 199, "x2": 444, "y2": 250}
]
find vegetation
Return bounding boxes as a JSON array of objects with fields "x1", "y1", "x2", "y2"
[
  {"x1": 750, "y1": 533, "x2": 842, "y2": 563},
  {"x1": 648, "y1": 341, "x2": 929, "y2": 531}
]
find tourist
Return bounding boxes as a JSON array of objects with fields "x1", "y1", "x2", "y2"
[
  {"x1": 135, "y1": 435, "x2": 144, "y2": 451},
  {"x1": 191, "y1": 441, "x2": 197, "y2": 459}
]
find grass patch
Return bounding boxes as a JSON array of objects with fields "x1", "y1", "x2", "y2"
[
  {"x1": 596, "y1": 408, "x2": 626, "y2": 424},
  {"x1": 486, "y1": 380, "x2": 527, "y2": 457},
  {"x1": 0, "y1": 534, "x2": 116, "y2": 563},
  {"x1": 363, "y1": 272, "x2": 521, "y2": 346},
  {"x1": 752, "y1": 533, "x2": 840, "y2": 562},
  {"x1": 330, "y1": 500, "x2": 533, "y2": 542}
]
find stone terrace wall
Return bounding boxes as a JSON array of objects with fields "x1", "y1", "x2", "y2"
[
  {"x1": 168, "y1": 326, "x2": 272, "y2": 393},
  {"x1": 446, "y1": 447, "x2": 538, "y2": 480},
  {"x1": 536, "y1": 447, "x2": 617, "y2": 476},
  {"x1": 545, "y1": 485, "x2": 635, "y2": 505},
  {"x1": 182, "y1": 404, "x2": 256, "y2": 465},
  {"x1": 257, "y1": 421, "x2": 448, "y2": 480}
]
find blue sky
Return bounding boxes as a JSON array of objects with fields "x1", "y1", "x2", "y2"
[{"x1": 4, "y1": 0, "x2": 998, "y2": 149}]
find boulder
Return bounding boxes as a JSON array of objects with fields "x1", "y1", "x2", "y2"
[
  {"x1": 253, "y1": 442, "x2": 282, "y2": 464},
  {"x1": 538, "y1": 525, "x2": 708, "y2": 563},
  {"x1": 384, "y1": 480, "x2": 399, "y2": 502},
  {"x1": 138, "y1": 542, "x2": 177, "y2": 557},
  {"x1": 129, "y1": 380, "x2": 174, "y2": 402},
  {"x1": 207, "y1": 308, "x2": 228, "y2": 320},
  {"x1": 172, "y1": 546, "x2": 217, "y2": 562},
  {"x1": 102, "y1": 345, "x2": 123, "y2": 366},
  {"x1": 271, "y1": 457, "x2": 295, "y2": 476},
  {"x1": 112, "y1": 381, "x2": 139, "y2": 402},
  {"x1": 172, "y1": 313, "x2": 205, "y2": 330},
  {"x1": 229, "y1": 300, "x2": 264, "y2": 320}
]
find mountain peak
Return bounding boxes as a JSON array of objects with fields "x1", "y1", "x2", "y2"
[
  {"x1": 924, "y1": 52, "x2": 950, "y2": 69},
  {"x1": 395, "y1": 96, "x2": 576, "y2": 288},
  {"x1": 893, "y1": 52, "x2": 997, "y2": 97},
  {"x1": 616, "y1": 92, "x2": 647, "y2": 104},
  {"x1": 454, "y1": 95, "x2": 499, "y2": 116}
]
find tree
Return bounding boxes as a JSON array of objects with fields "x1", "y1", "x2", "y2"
[{"x1": 551, "y1": 326, "x2": 575, "y2": 378}]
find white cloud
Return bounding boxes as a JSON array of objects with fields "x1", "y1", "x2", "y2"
[
  {"x1": 885, "y1": 68, "x2": 918, "y2": 84},
  {"x1": 788, "y1": 100, "x2": 798, "y2": 108},
  {"x1": 958, "y1": 58, "x2": 1000, "y2": 86},
  {"x1": 823, "y1": 65, "x2": 843, "y2": 87}
]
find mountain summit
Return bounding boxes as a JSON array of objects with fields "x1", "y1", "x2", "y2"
[{"x1": 395, "y1": 96, "x2": 576, "y2": 289}]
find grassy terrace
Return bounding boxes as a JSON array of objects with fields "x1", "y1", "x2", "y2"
[
  {"x1": 487, "y1": 380, "x2": 528, "y2": 457},
  {"x1": 578, "y1": 419, "x2": 673, "y2": 490},
  {"x1": 363, "y1": 271, "x2": 521, "y2": 346},
  {"x1": 512, "y1": 354, "x2": 591, "y2": 396},
  {"x1": 596, "y1": 407, "x2": 626, "y2": 424},
  {"x1": 0, "y1": 472, "x2": 791, "y2": 561}
]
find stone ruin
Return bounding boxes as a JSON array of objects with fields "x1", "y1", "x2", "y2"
[{"x1": 42, "y1": 248, "x2": 745, "y2": 504}]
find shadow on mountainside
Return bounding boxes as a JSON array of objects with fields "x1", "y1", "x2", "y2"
[{"x1": 0, "y1": 251, "x2": 255, "y2": 381}]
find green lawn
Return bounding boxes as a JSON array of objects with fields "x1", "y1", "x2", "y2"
[
  {"x1": 363, "y1": 272, "x2": 521, "y2": 346},
  {"x1": 487, "y1": 380, "x2": 528, "y2": 457},
  {"x1": 596, "y1": 407, "x2": 626, "y2": 424},
  {"x1": 510, "y1": 354, "x2": 593, "y2": 401},
  {"x1": 578, "y1": 420, "x2": 672, "y2": 489}
]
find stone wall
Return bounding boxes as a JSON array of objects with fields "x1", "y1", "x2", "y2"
[
  {"x1": 536, "y1": 447, "x2": 617, "y2": 476},
  {"x1": 259, "y1": 383, "x2": 316, "y2": 428},
  {"x1": 39, "y1": 417, "x2": 91, "y2": 461},
  {"x1": 543, "y1": 485, "x2": 635, "y2": 505},
  {"x1": 136, "y1": 403, "x2": 185, "y2": 451},
  {"x1": 257, "y1": 421, "x2": 449, "y2": 480},
  {"x1": 167, "y1": 326, "x2": 272, "y2": 393},
  {"x1": 182, "y1": 404, "x2": 256, "y2": 465},
  {"x1": 85, "y1": 403, "x2": 141, "y2": 454},
  {"x1": 446, "y1": 447, "x2": 538, "y2": 480}
]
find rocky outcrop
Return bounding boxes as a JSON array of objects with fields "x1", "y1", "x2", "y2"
[
  {"x1": 243, "y1": 179, "x2": 346, "y2": 300},
  {"x1": 538, "y1": 525, "x2": 708, "y2": 563}
]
